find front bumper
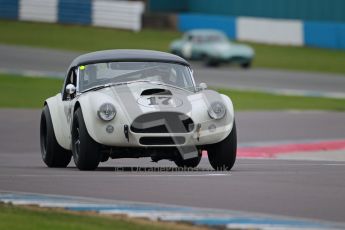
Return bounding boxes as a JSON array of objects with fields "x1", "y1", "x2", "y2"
[
  {"x1": 80, "y1": 91, "x2": 235, "y2": 148},
  {"x1": 211, "y1": 55, "x2": 253, "y2": 64},
  {"x1": 89, "y1": 119, "x2": 233, "y2": 148}
]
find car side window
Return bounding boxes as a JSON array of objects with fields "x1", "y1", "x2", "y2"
[
  {"x1": 187, "y1": 35, "x2": 193, "y2": 42},
  {"x1": 193, "y1": 36, "x2": 203, "y2": 44}
]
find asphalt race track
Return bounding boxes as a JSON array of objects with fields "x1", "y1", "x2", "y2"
[
  {"x1": 2, "y1": 109, "x2": 345, "y2": 153},
  {"x1": 1, "y1": 44, "x2": 345, "y2": 225},
  {"x1": 1, "y1": 109, "x2": 345, "y2": 223},
  {"x1": 1, "y1": 44, "x2": 345, "y2": 96}
]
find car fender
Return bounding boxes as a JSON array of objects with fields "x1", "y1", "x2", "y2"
[
  {"x1": 220, "y1": 93, "x2": 235, "y2": 126},
  {"x1": 216, "y1": 93, "x2": 235, "y2": 140},
  {"x1": 206, "y1": 92, "x2": 234, "y2": 142},
  {"x1": 75, "y1": 92, "x2": 128, "y2": 144},
  {"x1": 189, "y1": 90, "x2": 235, "y2": 143},
  {"x1": 229, "y1": 44, "x2": 255, "y2": 59},
  {"x1": 170, "y1": 40, "x2": 182, "y2": 52},
  {"x1": 45, "y1": 94, "x2": 71, "y2": 150}
]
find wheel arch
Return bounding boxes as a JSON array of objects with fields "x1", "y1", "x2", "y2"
[
  {"x1": 44, "y1": 94, "x2": 71, "y2": 150},
  {"x1": 72, "y1": 92, "x2": 128, "y2": 145},
  {"x1": 220, "y1": 93, "x2": 235, "y2": 132},
  {"x1": 73, "y1": 101, "x2": 81, "y2": 115},
  {"x1": 72, "y1": 95, "x2": 107, "y2": 144}
]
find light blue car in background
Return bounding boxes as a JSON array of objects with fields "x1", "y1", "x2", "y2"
[{"x1": 170, "y1": 29, "x2": 255, "y2": 68}]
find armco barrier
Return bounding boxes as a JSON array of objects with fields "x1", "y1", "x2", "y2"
[
  {"x1": 304, "y1": 21, "x2": 345, "y2": 49},
  {"x1": 20, "y1": 0, "x2": 58, "y2": 23},
  {"x1": 237, "y1": 17, "x2": 303, "y2": 46},
  {"x1": 0, "y1": 0, "x2": 144, "y2": 31},
  {"x1": 0, "y1": 0, "x2": 19, "y2": 19},
  {"x1": 177, "y1": 13, "x2": 345, "y2": 50},
  {"x1": 93, "y1": 0, "x2": 144, "y2": 31},
  {"x1": 58, "y1": 0, "x2": 92, "y2": 25},
  {"x1": 149, "y1": 0, "x2": 345, "y2": 23}
]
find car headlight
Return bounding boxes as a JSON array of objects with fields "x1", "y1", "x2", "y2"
[
  {"x1": 208, "y1": 101, "x2": 226, "y2": 120},
  {"x1": 97, "y1": 103, "x2": 116, "y2": 121}
]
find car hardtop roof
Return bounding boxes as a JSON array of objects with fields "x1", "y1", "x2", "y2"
[
  {"x1": 186, "y1": 29, "x2": 227, "y2": 37},
  {"x1": 69, "y1": 49, "x2": 190, "y2": 68}
]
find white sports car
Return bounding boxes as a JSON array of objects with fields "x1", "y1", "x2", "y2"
[{"x1": 40, "y1": 50, "x2": 237, "y2": 171}]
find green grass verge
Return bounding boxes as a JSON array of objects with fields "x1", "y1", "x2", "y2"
[
  {"x1": 0, "y1": 203, "x2": 201, "y2": 230},
  {"x1": 1, "y1": 74, "x2": 345, "y2": 111},
  {"x1": 247, "y1": 42, "x2": 345, "y2": 75},
  {"x1": 0, "y1": 75, "x2": 62, "y2": 108},
  {"x1": 218, "y1": 89, "x2": 345, "y2": 111},
  {"x1": 0, "y1": 20, "x2": 180, "y2": 53},
  {"x1": 1, "y1": 20, "x2": 345, "y2": 75}
]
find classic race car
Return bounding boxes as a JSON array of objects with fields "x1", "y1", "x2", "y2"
[
  {"x1": 40, "y1": 50, "x2": 237, "y2": 171},
  {"x1": 170, "y1": 29, "x2": 254, "y2": 68}
]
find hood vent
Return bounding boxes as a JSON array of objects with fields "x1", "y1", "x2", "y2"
[{"x1": 141, "y1": 88, "x2": 172, "y2": 96}]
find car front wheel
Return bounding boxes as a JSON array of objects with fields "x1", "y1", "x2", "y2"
[
  {"x1": 207, "y1": 121, "x2": 237, "y2": 171},
  {"x1": 241, "y1": 62, "x2": 251, "y2": 69},
  {"x1": 72, "y1": 108, "x2": 101, "y2": 170},
  {"x1": 204, "y1": 56, "x2": 220, "y2": 67}
]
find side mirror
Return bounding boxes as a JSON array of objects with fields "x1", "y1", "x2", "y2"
[
  {"x1": 65, "y1": 84, "x2": 76, "y2": 95},
  {"x1": 198, "y1": 82, "x2": 208, "y2": 90}
]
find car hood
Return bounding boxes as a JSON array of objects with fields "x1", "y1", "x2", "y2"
[
  {"x1": 80, "y1": 82, "x2": 195, "y2": 119},
  {"x1": 206, "y1": 42, "x2": 231, "y2": 50},
  {"x1": 205, "y1": 42, "x2": 254, "y2": 57},
  {"x1": 230, "y1": 44, "x2": 255, "y2": 57},
  {"x1": 79, "y1": 81, "x2": 226, "y2": 123}
]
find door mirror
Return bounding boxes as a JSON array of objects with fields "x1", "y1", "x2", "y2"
[
  {"x1": 65, "y1": 84, "x2": 76, "y2": 95},
  {"x1": 198, "y1": 82, "x2": 208, "y2": 91}
]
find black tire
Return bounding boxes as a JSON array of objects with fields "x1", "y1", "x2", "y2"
[
  {"x1": 241, "y1": 62, "x2": 251, "y2": 69},
  {"x1": 204, "y1": 56, "x2": 220, "y2": 67},
  {"x1": 174, "y1": 154, "x2": 202, "y2": 168},
  {"x1": 207, "y1": 121, "x2": 237, "y2": 171},
  {"x1": 40, "y1": 105, "x2": 72, "y2": 168},
  {"x1": 72, "y1": 108, "x2": 101, "y2": 170}
]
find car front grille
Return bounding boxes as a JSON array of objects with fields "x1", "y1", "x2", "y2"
[
  {"x1": 131, "y1": 112, "x2": 194, "y2": 133},
  {"x1": 139, "y1": 136, "x2": 185, "y2": 145}
]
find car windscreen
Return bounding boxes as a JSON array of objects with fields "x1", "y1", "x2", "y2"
[
  {"x1": 78, "y1": 62, "x2": 195, "y2": 92},
  {"x1": 192, "y1": 34, "x2": 227, "y2": 43}
]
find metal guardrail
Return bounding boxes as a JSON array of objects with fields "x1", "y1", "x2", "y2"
[
  {"x1": 178, "y1": 13, "x2": 345, "y2": 49},
  {"x1": 93, "y1": 0, "x2": 144, "y2": 31},
  {"x1": 0, "y1": 0, "x2": 145, "y2": 32}
]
